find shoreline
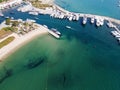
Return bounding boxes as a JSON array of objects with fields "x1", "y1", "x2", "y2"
[{"x1": 0, "y1": 24, "x2": 48, "y2": 61}]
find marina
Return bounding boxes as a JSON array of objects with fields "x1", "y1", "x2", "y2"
[{"x1": 13, "y1": 1, "x2": 120, "y2": 30}]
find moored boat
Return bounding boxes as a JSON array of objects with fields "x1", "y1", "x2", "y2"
[
  {"x1": 51, "y1": 28, "x2": 61, "y2": 35},
  {"x1": 48, "y1": 28, "x2": 61, "y2": 39},
  {"x1": 29, "y1": 12, "x2": 38, "y2": 16},
  {"x1": 91, "y1": 17, "x2": 95, "y2": 24},
  {"x1": 82, "y1": 16, "x2": 87, "y2": 24}
]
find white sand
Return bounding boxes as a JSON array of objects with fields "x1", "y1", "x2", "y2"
[
  {"x1": 40, "y1": 0, "x2": 54, "y2": 4},
  {"x1": 0, "y1": 24, "x2": 48, "y2": 61}
]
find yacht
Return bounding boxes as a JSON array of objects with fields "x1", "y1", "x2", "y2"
[
  {"x1": 75, "y1": 14, "x2": 79, "y2": 21},
  {"x1": 5, "y1": 16, "x2": 9, "y2": 19},
  {"x1": 48, "y1": 28, "x2": 61, "y2": 39},
  {"x1": 69, "y1": 16, "x2": 73, "y2": 21},
  {"x1": 99, "y1": 18, "x2": 104, "y2": 26},
  {"x1": 66, "y1": 26, "x2": 71, "y2": 29},
  {"x1": 91, "y1": 17, "x2": 95, "y2": 24},
  {"x1": 107, "y1": 21, "x2": 114, "y2": 28},
  {"x1": 29, "y1": 12, "x2": 38, "y2": 16},
  {"x1": 96, "y1": 21, "x2": 101, "y2": 27},
  {"x1": 82, "y1": 16, "x2": 87, "y2": 24},
  {"x1": 51, "y1": 28, "x2": 61, "y2": 35}
]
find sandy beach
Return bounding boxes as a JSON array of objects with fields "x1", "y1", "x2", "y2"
[{"x1": 0, "y1": 24, "x2": 48, "y2": 61}]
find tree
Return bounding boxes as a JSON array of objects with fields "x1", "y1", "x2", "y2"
[
  {"x1": 12, "y1": 21, "x2": 19, "y2": 27},
  {"x1": 5, "y1": 18, "x2": 11, "y2": 25}
]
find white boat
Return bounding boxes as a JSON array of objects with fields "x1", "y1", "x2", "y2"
[
  {"x1": 99, "y1": 18, "x2": 104, "y2": 26},
  {"x1": 48, "y1": 29, "x2": 61, "y2": 39},
  {"x1": 96, "y1": 19, "x2": 101, "y2": 27},
  {"x1": 66, "y1": 26, "x2": 71, "y2": 29},
  {"x1": 69, "y1": 16, "x2": 73, "y2": 21},
  {"x1": 26, "y1": 19, "x2": 36, "y2": 23},
  {"x1": 75, "y1": 14, "x2": 79, "y2": 21},
  {"x1": 11, "y1": 17, "x2": 14, "y2": 19},
  {"x1": 111, "y1": 31, "x2": 120, "y2": 38},
  {"x1": 43, "y1": 25, "x2": 48, "y2": 28},
  {"x1": 29, "y1": 12, "x2": 38, "y2": 15},
  {"x1": 96, "y1": 21, "x2": 101, "y2": 27},
  {"x1": 107, "y1": 21, "x2": 114, "y2": 28},
  {"x1": 91, "y1": 17, "x2": 95, "y2": 24},
  {"x1": 51, "y1": 28, "x2": 61, "y2": 35},
  {"x1": 83, "y1": 17, "x2": 87, "y2": 24}
]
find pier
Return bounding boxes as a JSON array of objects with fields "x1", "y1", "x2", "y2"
[{"x1": 53, "y1": 4, "x2": 120, "y2": 25}]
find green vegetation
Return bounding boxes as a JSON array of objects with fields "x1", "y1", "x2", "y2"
[
  {"x1": 0, "y1": 29, "x2": 12, "y2": 39},
  {"x1": 5, "y1": 18, "x2": 19, "y2": 26},
  {"x1": 0, "y1": 36, "x2": 15, "y2": 49},
  {"x1": 2, "y1": 27, "x2": 16, "y2": 32},
  {"x1": 0, "y1": 0, "x2": 8, "y2": 3},
  {"x1": 0, "y1": 66, "x2": 13, "y2": 84},
  {"x1": 11, "y1": 21, "x2": 19, "y2": 27},
  {"x1": 0, "y1": 26, "x2": 18, "y2": 39},
  {"x1": 31, "y1": 1, "x2": 52, "y2": 9},
  {"x1": 5, "y1": 18, "x2": 11, "y2": 25}
]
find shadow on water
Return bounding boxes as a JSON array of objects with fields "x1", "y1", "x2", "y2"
[
  {"x1": 0, "y1": 56, "x2": 47, "y2": 84},
  {"x1": 47, "y1": 73, "x2": 71, "y2": 89},
  {"x1": 0, "y1": 66, "x2": 13, "y2": 84},
  {"x1": 25, "y1": 56, "x2": 47, "y2": 69}
]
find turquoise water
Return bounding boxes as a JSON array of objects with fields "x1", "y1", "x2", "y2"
[
  {"x1": 55, "y1": 0, "x2": 120, "y2": 19},
  {"x1": 0, "y1": 1, "x2": 120, "y2": 90},
  {"x1": 0, "y1": 26, "x2": 120, "y2": 90}
]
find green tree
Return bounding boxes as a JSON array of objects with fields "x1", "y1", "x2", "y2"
[
  {"x1": 5, "y1": 18, "x2": 11, "y2": 25},
  {"x1": 12, "y1": 21, "x2": 19, "y2": 27}
]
